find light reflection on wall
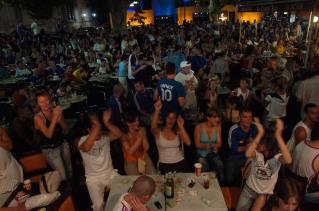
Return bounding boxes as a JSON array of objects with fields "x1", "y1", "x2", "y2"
[
  {"x1": 176, "y1": 6, "x2": 195, "y2": 25},
  {"x1": 237, "y1": 12, "x2": 263, "y2": 23},
  {"x1": 126, "y1": 10, "x2": 154, "y2": 26}
]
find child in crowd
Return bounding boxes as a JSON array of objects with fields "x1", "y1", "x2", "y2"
[{"x1": 236, "y1": 118, "x2": 292, "y2": 211}]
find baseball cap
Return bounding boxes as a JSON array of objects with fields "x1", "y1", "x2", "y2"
[{"x1": 180, "y1": 61, "x2": 191, "y2": 69}]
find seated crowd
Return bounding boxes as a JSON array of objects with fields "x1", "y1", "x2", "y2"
[{"x1": 1, "y1": 17, "x2": 319, "y2": 211}]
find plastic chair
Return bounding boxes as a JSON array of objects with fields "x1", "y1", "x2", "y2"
[
  {"x1": 19, "y1": 152, "x2": 49, "y2": 182},
  {"x1": 221, "y1": 187, "x2": 232, "y2": 209},
  {"x1": 58, "y1": 195, "x2": 75, "y2": 211},
  {"x1": 221, "y1": 186, "x2": 242, "y2": 209},
  {"x1": 229, "y1": 187, "x2": 241, "y2": 209}
]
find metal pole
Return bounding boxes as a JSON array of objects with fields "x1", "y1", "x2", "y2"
[
  {"x1": 184, "y1": 0, "x2": 186, "y2": 21},
  {"x1": 304, "y1": 0, "x2": 318, "y2": 68}
]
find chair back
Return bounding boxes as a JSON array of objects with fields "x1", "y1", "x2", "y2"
[{"x1": 58, "y1": 195, "x2": 75, "y2": 211}]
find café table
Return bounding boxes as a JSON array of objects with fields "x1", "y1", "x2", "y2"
[
  {"x1": 89, "y1": 73, "x2": 119, "y2": 83},
  {"x1": 0, "y1": 192, "x2": 12, "y2": 207},
  {"x1": 0, "y1": 77, "x2": 28, "y2": 86},
  {"x1": 105, "y1": 173, "x2": 227, "y2": 211}
]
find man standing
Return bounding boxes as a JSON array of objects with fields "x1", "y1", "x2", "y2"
[
  {"x1": 292, "y1": 127, "x2": 319, "y2": 205},
  {"x1": 127, "y1": 44, "x2": 140, "y2": 87},
  {"x1": 175, "y1": 61, "x2": 198, "y2": 119},
  {"x1": 287, "y1": 103, "x2": 319, "y2": 153},
  {"x1": 113, "y1": 175, "x2": 156, "y2": 211},
  {"x1": 134, "y1": 80, "x2": 155, "y2": 125},
  {"x1": 154, "y1": 62, "x2": 186, "y2": 116},
  {"x1": 0, "y1": 127, "x2": 23, "y2": 194},
  {"x1": 296, "y1": 67, "x2": 319, "y2": 110},
  {"x1": 78, "y1": 110, "x2": 123, "y2": 211},
  {"x1": 225, "y1": 108, "x2": 257, "y2": 186}
]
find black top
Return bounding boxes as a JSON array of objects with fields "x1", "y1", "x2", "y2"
[{"x1": 36, "y1": 111, "x2": 64, "y2": 149}]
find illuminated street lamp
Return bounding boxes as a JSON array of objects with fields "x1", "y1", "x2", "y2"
[
  {"x1": 314, "y1": 16, "x2": 319, "y2": 23},
  {"x1": 219, "y1": 13, "x2": 227, "y2": 22}
]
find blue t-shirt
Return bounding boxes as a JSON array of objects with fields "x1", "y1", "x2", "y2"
[
  {"x1": 135, "y1": 88, "x2": 154, "y2": 114},
  {"x1": 228, "y1": 123, "x2": 257, "y2": 159},
  {"x1": 165, "y1": 52, "x2": 185, "y2": 73},
  {"x1": 191, "y1": 56, "x2": 207, "y2": 72},
  {"x1": 156, "y1": 78, "x2": 186, "y2": 116},
  {"x1": 107, "y1": 96, "x2": 122, "y2": 123},
  {"x1": 118, "y1": 61, "x2": 127, "y2": 77}
]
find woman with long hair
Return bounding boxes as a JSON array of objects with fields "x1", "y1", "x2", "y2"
[
  {"x1": 194, "y1": 108, "x2": 224, "y2": 182},
  {"x1": 151, "y1": 99, "x2": 191, "y2": 174},
  {"x1": 33, "y1": 89, "x2": 72, "y2": 180},
  {"x1": 121, "y1": 112, "x2": 156, "y2": 175},
  {"x1": 262, "y1": 179, "x2": 302, "y2": 211}
]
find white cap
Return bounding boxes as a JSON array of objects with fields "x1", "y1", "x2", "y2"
[{"x1": 180, "y1": 61, "x2": 191, "y2": 69}]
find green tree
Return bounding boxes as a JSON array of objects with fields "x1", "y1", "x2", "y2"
[{"x1": 129, "y1": 2, "x2": 146, "y2": 25}]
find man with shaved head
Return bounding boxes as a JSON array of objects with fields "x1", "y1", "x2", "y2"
[{"x1": 113, "y1": 175, "x2": 156, "y2": 211}]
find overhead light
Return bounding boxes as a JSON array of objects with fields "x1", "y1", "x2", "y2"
[
  {"x1": 284, "y1": 12, "x2": 288, "y2": 15},
  {"x1": 129, "y1": 1, "x2": 138, "y2": 7},
  {"x1": 314, "y1": 16, "x2": 319, "y2": 23},
  {"x1": 92, "y1": 13, "x2": 96, "y2": 17},
  {"x1": 82, "y1": 13, "x2": 87, "y2": 17}
]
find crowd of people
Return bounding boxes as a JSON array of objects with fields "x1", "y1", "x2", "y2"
[{"x1": 1, "y1": 16, "x2": 319, "y2": 211}]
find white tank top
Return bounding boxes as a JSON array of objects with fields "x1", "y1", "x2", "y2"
[
  {"x1": 156, "y1": 131, "x2": 184, "y2": 164},
  {"x1": 292, "y1": 141, "x2": 319, "y2": 193},
  {"x1": 287, "y1": 121, "x2": 312, "y2": 153}
]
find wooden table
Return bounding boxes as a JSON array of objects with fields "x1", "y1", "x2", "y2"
[{"x1": 105, "y1": 173, "x2": 227, "y2": 211}]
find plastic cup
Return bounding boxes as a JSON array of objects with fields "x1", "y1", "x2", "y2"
[
  {"x1": 194, "y1": 163, "x2": 202, "y2": 177},
  {"x1": 203, "y1": 174, "x2": 210, "y2": 189}
]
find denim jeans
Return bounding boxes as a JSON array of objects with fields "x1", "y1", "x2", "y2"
[
  {"x1": 198, "y1": 152, "x2": 224, "y2": 183},
  {"x1": 236, "y1": 184, "x2": 258, "y2": 211},
  {"x1": 41, "y1": 141, "x2": 73, "y2": 180},
  {"x1": 225, "y1": 157, "x2": 246, "y2": 186}
]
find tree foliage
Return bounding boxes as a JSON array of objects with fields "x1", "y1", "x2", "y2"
[
  {"x1": 129, "y1": 1, "x2": 146, "y2": 25},
  {"x1": 0, "y1": 0, "x2": 65, "y2": 19}
]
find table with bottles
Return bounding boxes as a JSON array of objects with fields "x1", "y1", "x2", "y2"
[{"x1": 105, "y1": 172, "x2": 227, "y2": 211}]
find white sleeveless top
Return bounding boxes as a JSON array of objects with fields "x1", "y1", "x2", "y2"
[
  {"x1": 156, "y1": 131, "x2": 184, "y2": 164},
  {"x1": 292, "y1": 141, "x2": 319, "y2": 194},
  {"x1": 287, "y1": 121, "x2": 312, "y2": 153},
  {"x1": 246, "y1": 151, "x2": 282, "y2": 194}
]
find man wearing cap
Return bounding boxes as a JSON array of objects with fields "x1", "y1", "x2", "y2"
[
  {"x1": 175, "y1": 61, "x2": 198, "y2": 119},
  {"x1": 154, "y1": 62, "x2": 186, "y2": 116}
]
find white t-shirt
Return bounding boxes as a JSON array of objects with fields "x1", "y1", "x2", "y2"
[
  {"x1": 31, "y1": 22, "x2": 40, "y2": 35},
  {"x1": 0, "y1": 147, "x2": 23, "y2": 194},
  {"x1": 93, "y1": 43, "x2": 106, "y2": 52},
  {"x1": 78, "y1": 135, "x2": 115, "y2": 180},
  {"x1": 265, "y1": 93, "x2": 289, "y2": 119},
  {"x1": 15, "y1": 68, "x2": 31, "y2": 77},
  {"x1": 121, "y1": 40, "x2": 128, "y2": 54},
  {"x1": 296, "y1": 76, "x2": 319, "y2": 109},
  {"x1": 236, "y1": 88, "x2": 250, "y2": 101},
  {"x1": 113, "y1": 193, "x2": 132, "y2": 211},
  {"x1": 175, "y1": 71, "x2": 198, "y2": 108},
  {"x1": 246, "y1": 151, "x2": 282, "y2": 194}
]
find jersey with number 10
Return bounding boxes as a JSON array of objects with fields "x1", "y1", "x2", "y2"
[{"x1": 156, "y1": 78, "x2": 186, "y2": 116}]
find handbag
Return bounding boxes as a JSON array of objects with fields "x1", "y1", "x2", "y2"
[{"x1": 39, "y1": 171, "x2": 62, "y2": 194}]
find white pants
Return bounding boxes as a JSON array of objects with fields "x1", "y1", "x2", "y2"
[
  {"x1": 86, "y1": 171, "x2": 119, "y2": 211},
  {"x1": 118, "y1": 77, "x2": 128, "y2": 95}
]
